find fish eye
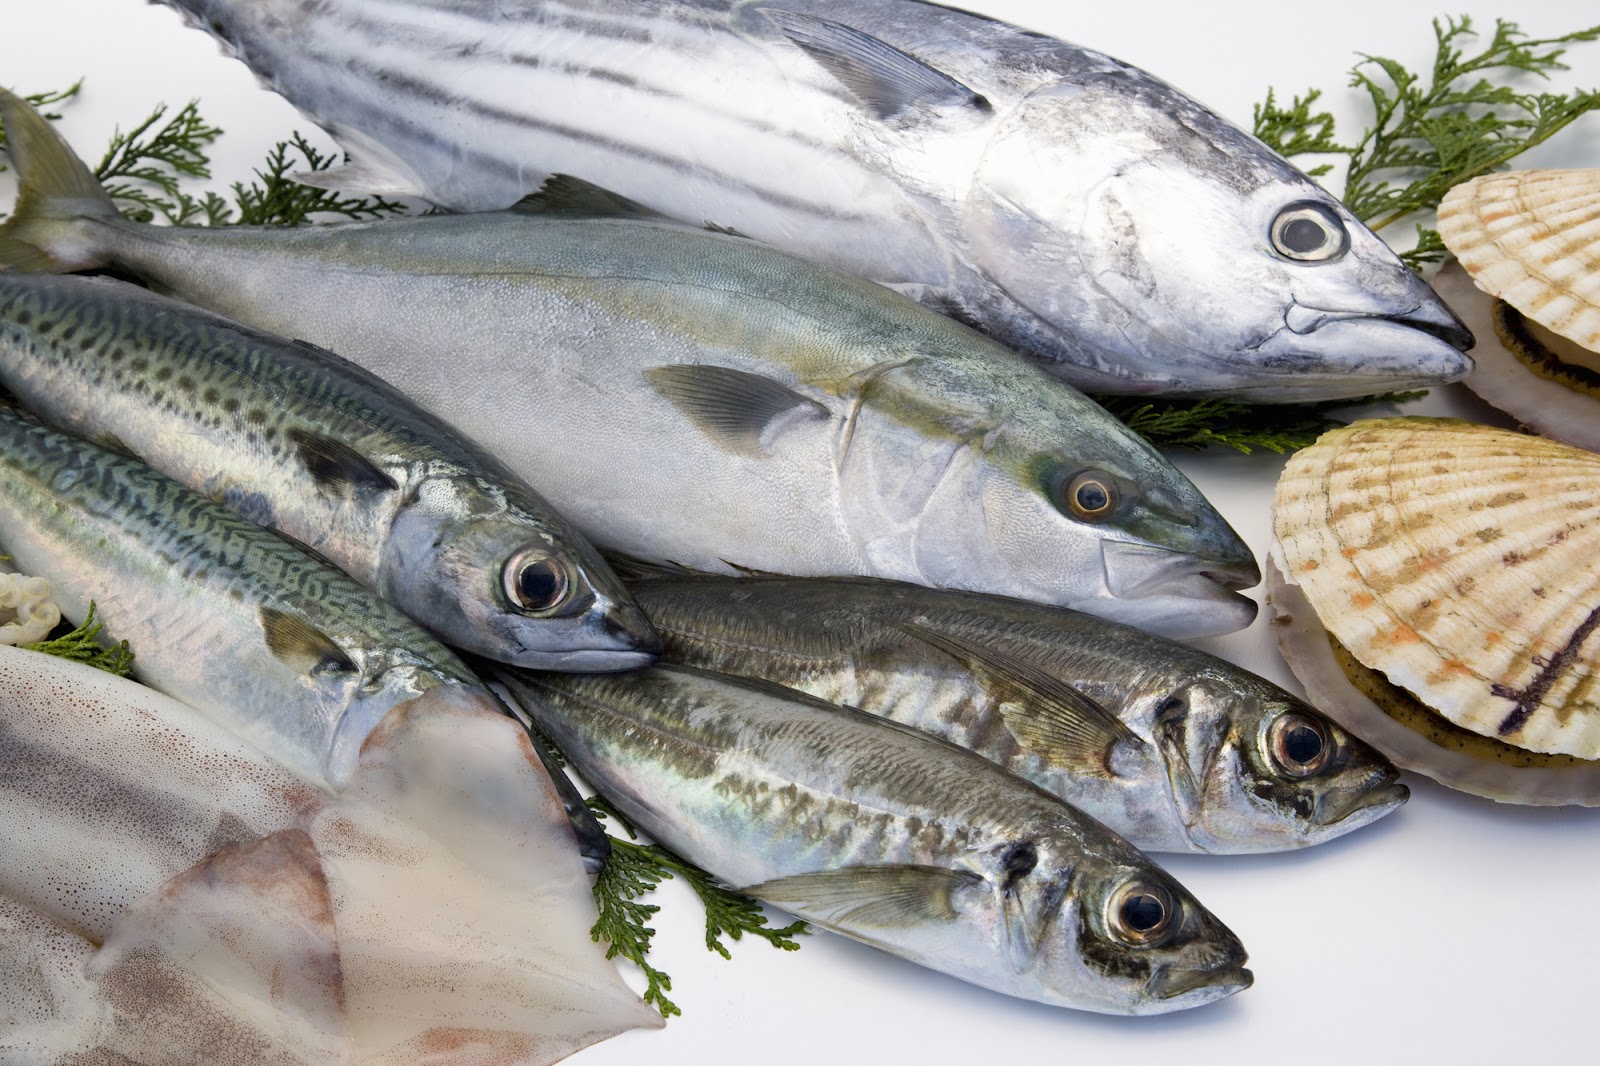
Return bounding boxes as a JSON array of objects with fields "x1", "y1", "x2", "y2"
[
  {"x1": 503, "y1": 548, "x2": 572, "y2": 614},
  {"x1": 1267, "y1": 712, "x2": 1331, "y2": 777},
  {"x1": 1055, "y1": 470, "x2": 1118, "y2": 521},
  {"x1": 1270, "y1": 202, "x2": 1348, "y2": 262},
  {"x1": 1107, "y1": 879, "x2": 1176, "y2": 947}
]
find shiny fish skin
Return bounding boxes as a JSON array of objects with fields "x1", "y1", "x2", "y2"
[
  {"x1": 0, "y1": 272, "x2": 658, "y2": 672},
  {"x1": 499, "y1": 664, "x2": 1253, "y2": 1015},
  {"x1": 624, "y1": 573, "x2": 1409, "y2": 853},
  {"x1": 0, "y1": 89, "x2": 1260, "y2": 638},
  {"x1": 0, "y1": 404, "x2": 471, "y2": 792},
  {"x1": 154, "y1": 0, "x2": 1472, "y2": 400}
]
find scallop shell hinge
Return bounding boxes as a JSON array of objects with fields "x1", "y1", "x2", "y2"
[{"x1": 1273, "y1": 417, "x2": 1600, "y2": 758}]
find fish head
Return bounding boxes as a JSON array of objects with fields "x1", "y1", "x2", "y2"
[
  {"x1": 1017, "y1": 839, "x2": 1250, "y2": 1014},
  {"x1": 380, "y1": 479, "x2": 661, "y2": 671},
  {"x1": 1149, "y1": 673, "x2": 1408, "y2": 852},
  {"x1": 875, "y1": 354, "x2": 1257, "y2": 638},
  {"x1": 966, "y1": 76, "x2": 1472, "y2": 400}
]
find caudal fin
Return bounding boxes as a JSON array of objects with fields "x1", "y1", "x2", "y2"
[{"x1": 0, "y1": 86, "x2": 119, "y2": 272}]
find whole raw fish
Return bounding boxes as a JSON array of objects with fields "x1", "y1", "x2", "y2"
[
  {"x1": 153, "y1": 0, "x2": 1472, "y2": 400},
  {"x1": 0, "y1": 90, "x2": 1260, "y2": 638},
  {"x1": 0, "y1": 271, "x2": 658, "y2": 672},
  {"x1": 499, "y1": 664, "x2": 1253, "y2": 1015},
  {"x1": 622, "y1": 571, "x2": 1408, "y2": 853}
]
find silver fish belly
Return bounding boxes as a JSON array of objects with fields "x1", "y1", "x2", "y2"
[
  {"x1": 623, "y1": 572, "x2": 1408, "y2": 853},
  {"x1": 0, "y1": 404, "x2": 477, "y2": 793},
  {"x1": 155, "y1": 0, "x2": 1472, "y2": 400},
  {"x1": 0, "y1": 272, "x2": 658, "y2": 672},
  {"x1": 0, "y1": 89, "x2": 1261, "y2": 638},
  {"x1": 498, "y1": 664, "x2": 1253, "y2": 1014}
]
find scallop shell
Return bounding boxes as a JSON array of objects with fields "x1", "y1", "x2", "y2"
[
  {"x1": 1437, "y1": 169, "x2": 1600, "y2": 352},
  {"x1": 1268, "y1": 559, "x2": 1600, "y2": 805},
  {"x1": 1273, "y1": 417, "x2": 1600, "y2": 759},
  {"x1": 1431, "y1": 260, "x2": 1600, "y2": 453}
]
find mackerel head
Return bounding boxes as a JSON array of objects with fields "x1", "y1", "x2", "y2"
[
  {"x1": 0, "y1": 88, "x2": 1260, "y2": 638},
  {"x1": 151, "y1": 0, "x2": 1471, "y2": 400}
]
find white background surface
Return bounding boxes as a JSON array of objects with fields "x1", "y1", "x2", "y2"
[{"x1": 4, "y1": 2, "x2": 1599, "y2": 1063}]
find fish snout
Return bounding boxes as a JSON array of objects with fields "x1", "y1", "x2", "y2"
[{"x1": 1096, "y1": 541, "x2": 1260, "y2": 639}]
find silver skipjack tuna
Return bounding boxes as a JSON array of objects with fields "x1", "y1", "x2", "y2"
[
  {"x1": 0, "y1": 89, "x2": 1259, "y2": 639},
  {"x1": 152, "y1": 0, "x2": 1472, "y2": 400}
]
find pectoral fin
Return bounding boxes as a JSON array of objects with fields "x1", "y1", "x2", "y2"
[
  {"x1": 260, "y1": 607, "x2": 359, "y2": 678},
  {"x1": 513, "y1": 173, "x2": 670, "y2": 220},
  {"x1": 740, "y1": 864, "x2": 982, "y2": 931},
  {"x1": 892, "y1": 622, "x2": 1140, "y2": 777},
  {"x1": 761, "y1": 9, "x2": 989, "y2": 119},
  {"x1": 288, "y1": 428, "x2": 398, "y2": 494},
  {"x1": 645, "y1": 364, "x2": 828, "y2": 458}
]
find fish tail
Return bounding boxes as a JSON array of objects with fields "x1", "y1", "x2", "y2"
[{"x1": 0, "y1": 87, "x2": 119, "y2": 273}]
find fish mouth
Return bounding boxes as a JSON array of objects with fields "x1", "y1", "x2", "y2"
[
  {"x1": 510, "y1": 602, "x2": 663, "y2": 672},
  {"x1": 1095, "y1": 542, "x2": 1260, "y2": 640},
  {"x1": 1314, "y1": 778, "x2": 1410, "y2": 829},
  {"x1": 1147, "y1": 963, "x2": 1254, "y2": 1006},
  {"x1": 1239, "y1": 303, "x2": 1476, "y2": 402}
]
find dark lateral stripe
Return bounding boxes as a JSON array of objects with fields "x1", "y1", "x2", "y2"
[
  {"x1": 1494, "y1": 605, "x2": 1600, "y2": 735},
  {"x1": 321, "y1": 50, "x2": 856, "y2": 219},
  {"x1": 368, "y1": 0, "x2": 657, "y2": 44}
]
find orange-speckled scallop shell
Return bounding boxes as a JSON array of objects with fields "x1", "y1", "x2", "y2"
[
  {"x1": 1437, "y1": 169, "x2": 1600, "y2": 352},
  {"x1": 1273, "y1": 417, "x2": 1600, "y2": 759}
]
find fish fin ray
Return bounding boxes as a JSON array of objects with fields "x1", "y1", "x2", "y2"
[
  {"x1": 0, "y1": 87, "x2": 119, "y2": 273},
  {"x1": 260, "y1": 606, "x2": 359, "y2": 678},
  {"x1": 287, "y1": 427, "x2": 399, "y2": 494},
  {"x1": 890, "y1": 621, "x2": 1140, "y2": 777},
  {"x1": 644, "y1": 364, "x2": 827, "y2": 458},
  {"x1": 512, "y1": 174, "x2": 670, "y2": 220},
  {"x1": 300, "y1": 123, "x2": 431, "y2": 199},
  {"x1": 760, "y1": 10, "x2": 989, "y2": 120},
  {"x1": 740, "y1": 864, "x2": 982, "y2": 930}
]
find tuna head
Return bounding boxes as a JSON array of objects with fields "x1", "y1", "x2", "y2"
[
  {"x1": 1007, "y1": 839, "x2": 1251, "y2": 1014},
  {"x1": 1149, "y1": 673, "x2": 1409, "y2": 853},
  {"x1": 965, "y1": 76, "x2": 1472, "y2": 401},
  {"x1": 850, "y1": 352, "x2": 1258, "y2": 639},
  {"x1": 378, "y1": 478, "x2": 660, "y2": 671}
]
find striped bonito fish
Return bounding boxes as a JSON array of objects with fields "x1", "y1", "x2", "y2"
[{"x1": 155, "y1": 0, "x2": 1472, "y2": 400}]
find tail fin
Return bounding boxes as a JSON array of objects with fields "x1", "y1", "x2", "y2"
[{"x1": 0, "y1": 86, "x2": 119, "y2": 272}]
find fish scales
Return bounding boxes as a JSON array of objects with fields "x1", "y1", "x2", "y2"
[
  {"x1": 0, "y1": 406, "x2": 472, "y2": 791},
  {"x1": 625, "y1": 574, "x2": 1408, "y2": 853},
  {"x1": 156, "y1": 0, "x2": 1473, "y2": 400},
  {"x1": 0, "y1": 273, "x2": 658, "y2": 671},
  {"x1": 502, "y1": 663, "x2": 1253, "y2": 1013},
  {"x1": 0, "y1": 87, "x2": 1259, "y2": 638}
]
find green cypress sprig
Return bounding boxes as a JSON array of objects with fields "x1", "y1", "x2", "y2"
[
  {"x1": 586, "y1": 796, "x2": 807, "y2": 1018},
  {"x1": 23, "y1": 601, "x2": 136, "y2": 678}
]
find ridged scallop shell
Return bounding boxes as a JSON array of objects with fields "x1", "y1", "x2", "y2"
[
  {"x1": 1431, "y1": 260, "x2": 1600, "y2": 453},
  {"x1": 1274, "y1": 417, "x2": 1600, "y2": 759},
  {"x1": 1438, "y1": 169, "x2": 1600, "y2": 352}
]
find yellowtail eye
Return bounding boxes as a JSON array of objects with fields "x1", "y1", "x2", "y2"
[
  {"x1": 1063, "y1": 471, "x2": 1117, "y2": 521},
  {"x1": 1270, "y1": 202, "x2": 1348, "y2": 262},
  {"x1": 504, "y1": 549, "x2": 571, "y2": 614},
  {"x1": 1107, "y1": 879, "x2": 1176, "y2": 947},
  {"x1": 1268, "y1": 712, "x2": 1331, "y2": 777}
]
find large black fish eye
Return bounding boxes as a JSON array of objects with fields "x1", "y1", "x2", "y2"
[
  {"x1": 1107, "y1": 879, "x2": 1176, "y2": 947},
  {"x1": 504, "y1": 548, "x2": 572, "y2": 614},
  {"x1": 1267, "y1": 711, "x2": 1331, "y2": 778},
  {"x1": 1270, "y1": 202, "x2": 1349, "y2": 262}
]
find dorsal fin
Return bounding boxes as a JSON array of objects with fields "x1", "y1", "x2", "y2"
[
  {"x1": 761, "y1": 9, "x2": 989, "y2": 120},
  {"x1": 644, "y1": 364, "x2": 828, "y2": 458},
  {"x1": 288, "y1": 428, "x2": 398, "y2": 494},
  {"x1": 260, "y1": 606, "x2": 359, "y2": 678},
  {"x1": 890, "y1": 621, "x2": 1141, "y2": 777},
  {"x1": 511, "y1": 174, "x2": 670, "y2": 220}
]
